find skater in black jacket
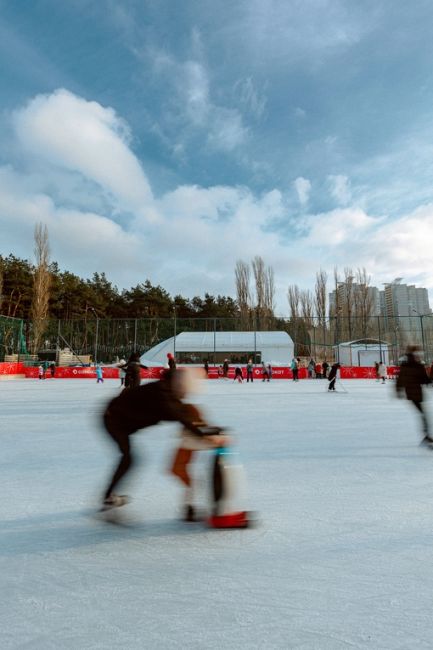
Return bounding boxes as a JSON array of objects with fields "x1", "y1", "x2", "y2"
[
  {"x1": 121, "y1": 352, "x2": 147, "y2": 389},
  {"x1": 327, "y1": 362, "x2": 340, "y2": 391},
  {"x1": 396, "y1": 346, "x2": 431, "y2": 443},
  {"x1": 101, "y1": 368, "x2": 222, "y2": 509}
]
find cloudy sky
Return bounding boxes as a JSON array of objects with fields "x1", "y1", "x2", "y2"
[{"x1": 1, "y1": 0, "x2": 433, "y2": 313}]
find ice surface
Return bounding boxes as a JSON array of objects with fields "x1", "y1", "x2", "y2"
[{"x1": 2, "y1": 377, "x2": 433, "y2": 649}]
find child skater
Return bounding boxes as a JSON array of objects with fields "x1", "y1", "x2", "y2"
[{"x1": 170, "y1": 403, "x2": 228, "y2": 521}]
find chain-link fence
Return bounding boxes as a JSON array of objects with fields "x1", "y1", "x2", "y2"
[{"x1": 1, "y1": 314, "x2": 432, "y2": 365}]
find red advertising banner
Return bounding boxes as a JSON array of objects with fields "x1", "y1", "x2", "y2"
[
  {"x1": 0, "y1": 362, "x2": 400, "y2": 380},
  {"x1": 0, "y1": 362, "x2": 25, "y2": 375}
]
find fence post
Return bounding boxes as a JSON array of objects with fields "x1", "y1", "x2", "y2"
[{"x1": 378, "y1": 316, "x2": 382, "y2": 363}]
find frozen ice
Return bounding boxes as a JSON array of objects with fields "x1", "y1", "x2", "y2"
[{"x1": 2, "y1": 377, "x2": 433, "y2": 649}]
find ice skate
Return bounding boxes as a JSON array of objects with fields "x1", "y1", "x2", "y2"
[
  {"x1": 420, "y1": 436, "x2": 433, "y2": 448},
  {"x1": 183, "y1": 505, "x2": 200, "y2": 523},
  {"x1": 100, "y1": 494, "x2": 130, "y2": 511}
]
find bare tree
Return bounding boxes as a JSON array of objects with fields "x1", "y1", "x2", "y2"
[
  {"x1": 235, "y1": 259, "x2": 252, "y2": 330},
  {"x1": 264, "y1": 265, "x2": 275, "y2": 330},
  {"x1": 252, "y1": 256, "x2": 266, "y2": 328},
  {"x1": 287, "y1": 284, "x2": 300, "y2": 321},
  {"x1": 314, "y1": 269, "x2": 328, "y2": 359},
  {"x1": 354, "y1": 267, "x2": 374, "y2": 338},
  {"x1": 314, "y1": 269, "x2": 327, "y2": 326},
  {"x1": 31, "y1": 223, "x2": 51, "y2": 355}
]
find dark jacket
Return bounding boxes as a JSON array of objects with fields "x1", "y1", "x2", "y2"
[
  {"x1": 104, "y1": 373, "x2": 208, "y2": 437},
  {"x1": 328, "y1": 363, "x2": 340, "y2": 381},
  {"x1": 396, "y1": 354, "x2": 430, "y2": 402}
]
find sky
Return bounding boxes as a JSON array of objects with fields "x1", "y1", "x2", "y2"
[{"x1": 1, "y1": 0, "x2": 433, "y2": 314}]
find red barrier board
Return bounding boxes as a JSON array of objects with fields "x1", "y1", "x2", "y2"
[
  {"x1": 0, "y1": 362, "x2": 25, "y2": 375},
  {"x1": 0, "y1": 362, "x2": 399, "y2": 379}
]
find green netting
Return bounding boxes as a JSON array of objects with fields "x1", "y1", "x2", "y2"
[{"x1": 0, "y1": 315, "x2": 27, "y2": 360}]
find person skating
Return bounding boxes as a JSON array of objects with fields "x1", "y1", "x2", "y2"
[
  {"x1": 267, "y1": 363, "x2": 272, "y2": 381},
  {"x1": 327, "y1": 362, "x2": 341, "y2": 391},
  {"x1": 170, "y1": 403, "x2": 228, "y2": 522},
  {"x1": 122, "y1": 352, "x2": 147, "y2": 389},
  {"x1": 322, "y1": 360, "x2": 329, "y2": 379},
  {"x1": 234, "y1": 366, "x2": 243, "y2": 383},
  {"x1": 290, "y1": 358, "x2": 298, "y2": 381},
  {"x1": 96, "y1": 364, "x2": 104, "y2": 384},
  {"x1": 307, "y1": 358, "x2": 315, "y2": 378},
  {"x1": 38, "y1": 364, "x2": 45, "y2": 380},
  {"x1": 101, "y1": 368, "x2": 224, "y2": 510},
  {"x1": 167, "y1": 353, "x2": 176, "y2": 370},
  {"x1": 222, "y1": 359, "x2": 229, "y2": 379},
  {"x1": 261, "y1": 362, "x2": 269, "y2": 382},
  {"x1": 117, "y1": 359, "x2": 126, "y2": 386},
  {"x1": 396, "y1": 346, "x2": 431, "y2": 443},
  {"x1": 246, "y1": 359, "x2": 254, "y2": 382},
  {"x1": 378, "y1": 361, "x2": 387, "y2": 384}
]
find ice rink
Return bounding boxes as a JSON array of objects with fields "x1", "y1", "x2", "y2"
[{"x1": 2, "y1": 376, "x2": 433, "y2": 649}]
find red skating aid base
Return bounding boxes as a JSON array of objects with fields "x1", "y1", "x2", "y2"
[{"x1": 208, "y1": 511, "x2": 249, "y2": 529}]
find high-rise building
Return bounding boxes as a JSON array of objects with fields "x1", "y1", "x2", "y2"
[
  {"x1": 381, "y1": 279, "x2": 431, "y2": 336},
  {"x1": 382, "y1": 279, "x2": 431, "y2": 318}
]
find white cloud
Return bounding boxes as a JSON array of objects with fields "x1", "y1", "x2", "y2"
[
  {"x1": 234, "y1": 77, "x2": 267, "y2": 119},
  {"x1": 151, "y1": 52, "x2": 248, "y2": 153},
  {"x1": 2, "y1": 89, "x2": 433, "y2": 313},
  {"x1": 294, "y1": 177, "x2": 311, "y2": 205},
  {"x1": 328, "y1": 174, "x2": 352, "y2": 205},
  {"x1": 12, "y1": 89, "x2": 158, "y2": 223}
]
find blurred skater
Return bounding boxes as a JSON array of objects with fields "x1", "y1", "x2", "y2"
[
  {"x1": 267, "y1": 363, "x2": 272, "y2": 381},
  {"x1": 291, "y1": 358, "x2": 298, "y2": 381},
  {"x1": 378, "y1": 361, "x2": 387, "y2": 384},
  {"x1": 122, "y1": 352, "x2": 147, "y2": 389},
  {"x1": 322, "y1": 360, "x2": 329, "y2": 379},
  {"x1": 396, "y1": 346, "x2": 431, "y2": 443},
  {"x1": 170, "y1": 403, "x2": 227, "y2": 521},
  {"x1": 96, "y1": 364, "x2": 104, "y2": 383},
  {"x1": 101, "y1": 368, "x2": 222, "y2": 510},
  {"x1": 38, "y1": 364, "x2": 45, "y2": 380},
  {"x1": 234, "y1": 366, "x2": 243, "y2": 383},
  {"x1": 246, "y1": 358, "x2": 254, "y2": 382},
  {"x1": 223, "y1": 359, "x2": 229, "y2": 379},
  {"x1": 327, "y1": 362, "x2": 340, "y2": 391},
  {"x1": 167, "y1": 353, "x2": 176, "y2": 370},
  {"x1": 261, "y1": 362, "x2": 269, "y2": 382},
  {"x1": 117, "y1": 359, "x2": 126, "y2": 386}
]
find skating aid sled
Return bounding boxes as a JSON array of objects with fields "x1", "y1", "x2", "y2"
[{"x1": 208, "y1": 446, "x2": 251, "y2": 529}]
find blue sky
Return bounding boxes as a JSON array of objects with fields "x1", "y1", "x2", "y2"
[{"x1": 1, "y1": 0, "x2": 433, "y2": 313}]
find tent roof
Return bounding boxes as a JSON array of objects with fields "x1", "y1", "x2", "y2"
[{"x1": 337, "y1": 338, "x2": 390, "y2": 347}]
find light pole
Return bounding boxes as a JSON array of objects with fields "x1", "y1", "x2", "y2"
[
  {"x1": 412, "y1": 309, "x2": 426, "y2": 359},
  {"x1": 90, "y1": 307, "x2": 99, "y2": 365},
  {"x1": 173, "y1": 305, "x2": 177, "y2": 359}
]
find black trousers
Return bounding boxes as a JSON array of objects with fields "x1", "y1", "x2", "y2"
[
  {"x1": 103, "y1": 413, "x2": 136, "y2": 499},
  {"x1": 328, "y1": 378, "x2": 336, "y2": 391}
]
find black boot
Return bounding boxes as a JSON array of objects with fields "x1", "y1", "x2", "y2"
[{"x1": 184, "y1": 505, "x2": 198, "y2": 522}]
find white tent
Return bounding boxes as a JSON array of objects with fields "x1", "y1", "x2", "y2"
[
  {"x1": 334, "y1": 338, "x2": 390, "y2": 366},
  {"x1": 140, "y1": 331, "x2": 294, "y2": 366}
]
